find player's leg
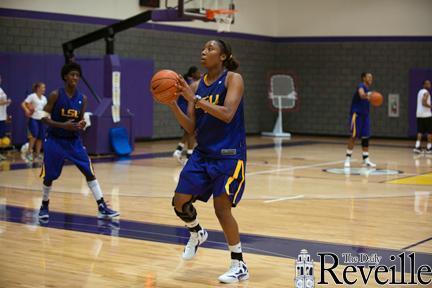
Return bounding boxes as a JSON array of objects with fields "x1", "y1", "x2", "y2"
[
  {"x1": 361, "y1": 115, "x2": 376, "y2": 167},
  {"x1": 414, "y1": 117, "x2": 424, "y2": 153},
  {"x1": 34, "y1": 120, "x2": 45, "y2": 161},
  {"x1": 174, "y1": 153, "x2": 210, "y2": 260},
  {"x1": 173, "y1": 192, "x2": 208, "y2": 260},
  {"x1": 68, "y1": 138, "x2": 119, "y2": 218},
  {"x1": 35, "y1": 139, "x2": 42, "y2": 160},
  {"x1": 426, "y1": 134, "x2": 432, "y2": 154},
  {"x1": 27, "y1": 119, "x2": 39, "y2": 162},
  {"x1": 185, "y1": 132, "x2": 195, "y2": 161},
  {"x1": 0, "y1": 120, "x2": 6, "y2": 161},
  {"x1": 426, "y1": 117, "x2": 432, "y2": 154},
  {"x1": 38, "y1": 137, "x2": 65, "y2": 219},
  {"x1": 214, "y1": 194, "x2": 249, "y2": 283},
  {"x1": 414, "y1": 133, "x2": 423, "y2": 153},
  {"x1": 173, "y1": 132, "x2": 187, "y2": 164},
  {"x1": 212, "y1": 159, "x2": 248, "y2": 283},
  {"x1": 345, "y1": 113, "x2": 357, "y2": 167}
]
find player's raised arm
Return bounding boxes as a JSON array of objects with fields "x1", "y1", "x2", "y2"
[
  {"x1": 358, "y1": 87, "x2": 371, "y2": 100},
  {"x1": 168, "y1": 79, "x2": 198, "y2": 134}
]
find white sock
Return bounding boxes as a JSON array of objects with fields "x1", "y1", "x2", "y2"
[
  {"x1": 428, "y1": 143, "x2": 431, "y2": 149},
  {"x1": 185, "y1": 218, "x2": 200, "y2": 229},
  {"x1": 416, "y1": 140, "x2": 421, "y2": 148},
  {"x1": 187, "y1": 149, "x2": 193, "y2": 155},
  {"x1": 346, "y1": 149, "x2": 353, "y2": 157},
  {"x1": 87, "y1": 179, "x2": 103, "y2": 201},
  {"x1": 363, "y1": 152, "x2": 369, "y2": 160},
  {"x1": 229, "y1": 242, "x2": 242, "y2": 253},
  {"x1": 42, "y1": 184, "x2": 51, "y2": 201}
]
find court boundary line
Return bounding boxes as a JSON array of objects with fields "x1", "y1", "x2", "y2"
[
  {"x1": 246, "y1": 160, "x2": 346, "y2": 176},
  {"x1": 3, "y1": 204, "x2": 432, "y2": 262},
  {"x1": 402, "y1": 236, "x2": 432, "y2": 250}
]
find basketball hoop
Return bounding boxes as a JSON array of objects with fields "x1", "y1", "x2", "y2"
[
  {"x1": 262, "y1": 74, "x2": 298, "y2": 138},
  {"x1": 206, "y1": 9, "x2": 237, "y2": 32}
]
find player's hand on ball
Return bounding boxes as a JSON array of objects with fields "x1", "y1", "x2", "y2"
[
  {"x1": 176, "y1": 75, "x2": 194, "y2": 102},
  {"x1": 63, "y1": 119, "x2": 80, "y2": 131},
  {"x1": 167, "y1": 99, "x2": 178, "y2": 109},
  {"x1": 77, "y1": 120, "x2": 86, "y2": 130}
]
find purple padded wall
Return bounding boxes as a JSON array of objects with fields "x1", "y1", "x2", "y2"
[
  {"x1": 120, "y1": 58, "x2": 153, "y2": 138},
  {"x1": 0, "y1": 53, "x2": 154, "y2": 146},
  {"x1": 81, "y1": 55, "x2": 135, "y2": 155},
  {"x1": 0, "y1": 53, "x2": 64, "y2": 144}
]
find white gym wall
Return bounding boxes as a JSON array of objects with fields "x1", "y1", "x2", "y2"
[{"x1": 2, "y1": 0, "x2": 431, "y2": 36}]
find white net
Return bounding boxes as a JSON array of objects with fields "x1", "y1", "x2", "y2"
[
  {"x1": 214, "y1": 12, "x2": 235, "y2": 32},
  {"x1": 269, "y1": 75, "x2": 297, "y2": 109}
]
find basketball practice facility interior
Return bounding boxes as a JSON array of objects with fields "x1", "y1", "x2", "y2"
[{"x1": 0, "y1": 0, "x2": 432, "y2": 287}]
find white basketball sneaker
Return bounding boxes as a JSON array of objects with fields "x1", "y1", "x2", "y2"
[
  {"x1": 218, "y1": 260, "x2": 250, "y2": 284},
  {"x1": 413, "y1": 147, "x2": 422, "y2": 154},
  {"x1": 182, "y1": 229, "x2": 208, "y2": 260},
  {"x1": 173, "y1": 150, "x2": 183, "y2": 165},
  {"x1": 363, "y1": 158, "x2": 376, "y2": 167}
]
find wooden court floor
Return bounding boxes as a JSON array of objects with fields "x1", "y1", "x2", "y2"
[{"x1": 0, "y1": 136, "x2": 431, "y2": 287}]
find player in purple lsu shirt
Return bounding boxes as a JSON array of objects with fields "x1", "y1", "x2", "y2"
[{"x1": 344, "y1": 72, "x2": 377, "y2": 168}]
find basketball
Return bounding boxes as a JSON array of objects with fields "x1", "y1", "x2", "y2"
[
  {"x1": 1, "y1": 137, "x2": 11, "y2": 147},
  {"x1": 150, "y1": 70, "x2": 179, "y2": 104},
  {"x1": 26, "y1": 103, "x2": 35, "y2": 116},
  {"x1": 370, "y1": 91, "x2": 383, "y2": 107}
]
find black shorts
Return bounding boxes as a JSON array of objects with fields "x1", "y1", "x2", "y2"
[{"x1": 417, "y1": 117, "x2": 432, "y2": 134}]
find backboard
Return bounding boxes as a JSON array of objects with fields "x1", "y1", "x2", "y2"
[{"x1": 164, "y1": 0, "x2": 235, "y2": 22}]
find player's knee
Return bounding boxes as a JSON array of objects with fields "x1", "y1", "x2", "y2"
[
  {"x1": 86, "y1": 175, "x2": 96, "y2": 182},
  {"x1": 361, "y1": 138, "x2": 369, "y2": 148},
  {"x1": 172, "y1": 194, "x2": 191, "y2": 210},
  {"x1": 173, "y1": 198, "x2": 197, "y2": 223},
  {"x1": 43, "y1": 179, "x2": 53, "y2": 186}
]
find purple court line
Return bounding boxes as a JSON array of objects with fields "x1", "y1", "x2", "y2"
[
  {"x1": 1, "y1": 8, "x2": 432, "y2": 43},
  {"x1": 2, "y1": 204, "x2": 431, "y2": 273},
  {"x1": 0, "y1": 139, "x2": 417, "y2": 172}
]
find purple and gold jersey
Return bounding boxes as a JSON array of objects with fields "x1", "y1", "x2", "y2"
[
  {"x1": 350, "y1": 83, "x2": 370, "y2": 115},
  {"x1": 194, "y1": 70, "x2": 246, "y2": 159},
  {"x1": 48, "y1": 88, "x2": 83, "y2": 138}
]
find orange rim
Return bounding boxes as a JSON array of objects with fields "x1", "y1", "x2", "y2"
[{"x1": 206, "y1": 9, "x2": 238, "y2": 20}]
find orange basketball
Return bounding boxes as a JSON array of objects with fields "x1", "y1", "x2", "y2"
[
  {"x1": 370, "y1": 91, "x2": 383, "y2": 107},
  {"x1": 26, "y1": 103, "x2": 35, "y2": 116},
  {"x1": 150, "y1": 70, "x2": 179, "y2": 104}
]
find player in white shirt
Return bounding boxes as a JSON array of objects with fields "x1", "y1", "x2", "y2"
[
  {"x1": 21, "y1": 82, "x2": 48, "y2": 161},
  {"x1": 414, "y1": 80, "x2": 432, "y2": 154},
  {"x1": 0, "y1": 75, "x2": 12, "y2": 161}
]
